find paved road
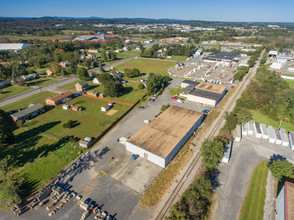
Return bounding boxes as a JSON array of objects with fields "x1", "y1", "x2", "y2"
[
  {"x1": 216, "y1": 135, "x2": 294, "y2": 220},
  {"x1": 0, "y1": 76, "x2": 78, "y2": 107}
]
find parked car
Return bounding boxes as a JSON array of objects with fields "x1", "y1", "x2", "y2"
[
  {"x1": 144, "y1": 120, "x2": 151, "y2": 124},
  {"x1": 202, "y1": 109, "x2": 210, "y2": 114},
  {"x1": 132, "y1": 154, "x2": 139, "y2": 160},
  {"x1": 177, "y1": 98, "x2": 184, "y2": 103},
  {"x1": 149, "y1": 98, "x2": 155, "y2": 102},
  {"x1": 84, "y1": 198, "x2": 91, "y2": 205},
  {"x1": 171, "y1": 96, "x2": 178, "y2": 100},
  {"x1": 139, "y1": 106, "x2": 144, "y2": 109}
]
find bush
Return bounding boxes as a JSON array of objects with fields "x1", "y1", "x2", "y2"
[
  {"x1": 63, "y1": 120, "x2": 74, "y2": 128},
  {"x1": 138, "y1": 83, "x2": 144, "y2": 89},
  {"x1": 269, "y1": 159, "x2": 294, "y2": 180}
]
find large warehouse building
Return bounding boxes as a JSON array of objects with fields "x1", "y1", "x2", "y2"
[
  {"x1": 203, "y1": 52, "x2": 241, "y2": 65},
  {"x1": 180, "y1": 80, "x2": 226, "y2": 106},
  {"x1": 125, "y1": 106, "x2": 204, "y2": 168}
]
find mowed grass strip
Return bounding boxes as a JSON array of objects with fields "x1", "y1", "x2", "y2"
[
  {"x1": 239, "y1": 160, "x2": 268, "y2": 220},
  {"x1": 251, "y1": 110, "x2": 294, "y2": 132},
  {"x1": 0, "y1": 85, "x2": 32, "y2": 100},
  {"x1": 115, "y1": 58, "x2": 175, "y2": 75}
]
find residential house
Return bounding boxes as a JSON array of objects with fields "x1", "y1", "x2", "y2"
[
  {"x1": 75, "y1": 81, "x2": 90, "y2": 92},
  {"x1": 79, "y1": 137, "x2": 92, "y2": 148},
  {"x1": 45, "y1": 91, "x2": 74, "y2": 106},
  {"x1": 71, "y1": 106, "x2": 80, "y2": 111},
  {"x1": 62, "y1": 105, "x2": 70, "y2": 110},
  {"x1": 46, "y1": 69, "x2": 53, "y2": 76},
  {"x1": 59, "y1": 61, "x2": 70, "y2": 68},
  {"x1": 0, "y1": 80, "x2": 11, "y2": 88},
  {"x1": 10, "y1": 103, "x2": 44, "y2": 122},
  {"x1": 110, "y1": 70, "x2": 123, "y2": 81},
  {"x1": 21, "y1": 73, "x2": 39, "y2": 81}
]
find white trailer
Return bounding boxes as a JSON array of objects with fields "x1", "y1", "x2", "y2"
[
  {"x1": 242, "y1": 123, "x2": 248, "y2": 136},
  {"x1": 280, "y1": 128, "x2": 289, "y2": 147},
  {"x1": 274, "y1": 127, "x2": 283, "y2": 145},
  {"x1": 235, "y1": 124, "x2": 241, "y2": 142},
  {"x1": 247, "y1": 120, "x2": 254, "y2": 135},
  {"x1": 289, "y1": 132, "x2": 294, "y2": 150},
  {"x1": 222, "y1": 142, "x2": 232, "y2": 163},
  {"x1": 253, "y1": 121, "x2": 262, "y2": 138},
  {"x1": 260, "y1": 124, "x2": 269, "y2": 139},
  {"x1": 267, "y1": 126, "x2": 277, "y2": 143}
]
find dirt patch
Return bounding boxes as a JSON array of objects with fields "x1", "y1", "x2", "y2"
[{"x1": 106, "y1": 109, "x2": 118, "y2": 115}]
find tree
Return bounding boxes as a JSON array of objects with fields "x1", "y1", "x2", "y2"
[
  {"x1": 222, "y1": 111, "x2": 238, "y2": 131},
  {"x1": 104, "y1": 81, "x2": 123, "y2": 97},
  {"x1": 63, "y1": 120, "x2": 75, "y2": 128},
  {"x1": 138, "y1": 83, "x2": 144, "y2": 90},
  {"x1": 99, "y1": 60, "x2": 104, "y2": 73},
  {"x1": 77, "y1": 67, "x2": 88, "y2": 80},
  {"x1": 0, "y1": 109, "x2": 15, "y2": 146},
  {"x1": 147, "y1": 74, "x2": 170, "y2": 94},
  {"x1": 235, "y1": 107, "x2": 252, "y2": 123},
  {"x1": 160, "y1": 104, "x2": 170, "y2": 113},
  {"x1": 131, "y1": 68, "x2": 140, "y2": 77},
  {"x1": 0, "y1": 65, "x2": 8, "y2": 81},
  {"x1": 269, "y1": 159, "x2": 294, "y2": 180},
  {"x1": 200, "y1": 136, "x2": 227, "y2": 170},
  {"x1": 123, "y1": 68, "x2": 132, "y2": 78},
  {"x1": 102, "y1": 51, "x2": 107, "y2": 61},
  {"x1": 97, "y1": 73, "x2": 113, "y2": 85}
]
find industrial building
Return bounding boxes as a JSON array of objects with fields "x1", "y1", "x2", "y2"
[
  {"x1": 180, "y1": 80, "x2": 226, "y2": 106},
  {"x1": 203, "y1": 52, "x2": 241, "y2": 65},
  {"x1": 276, "y1": 181, "x2": 294, "y2": 220},
  {"x1": 125, "y1": 106, "x2": 204, "y2": 168},
  {"x1": 0, "y1": 43, "x2": 29, "y2": 51}
]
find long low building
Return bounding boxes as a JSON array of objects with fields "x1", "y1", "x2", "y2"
[
  {"x1": 11, "y1": 103, "x2": 44, "y2": 122},
  {"x1": 203, "y1": 51, "x2": 241, "y2": 64},
  {"x1": 126, "y1": 106, "x2": 204, "y2": 168},
  {"x1": 0, "y1": 43, "x2": 29, "y2": 51},
  {"x1": 45, "y1": 91, "x2": 74, "y2": 106},
  {"x1": 181, "y1": 80, "x2": 226, "y2": 106},
  {"x1": 276, "y1": 181, "x2": 294, "y2": 220}
]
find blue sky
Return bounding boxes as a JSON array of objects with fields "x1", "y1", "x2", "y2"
[{"x1": 1, "y1": 0, "x2": 294, "y2": 22}]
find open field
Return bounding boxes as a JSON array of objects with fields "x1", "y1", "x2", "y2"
[
  {"x1": 26, "y1": 67, "x2": 48, "y2": 74},
  {"x1": 115, "y1": 58, "x2": 176, "y2": 75},
  {"x1": 24, "y1": 95, "x2": 131, "y2": 139},
  {"x1": 239, "y1": 160, "x2": 268, "y2": 220},
  {"x1": 251, "y1": 110, "x2": 294, "y2": 132},
  {"x1": 0, "y1": 34, "x2": 71, "y2": 41},
  {"x1": 27, "y1": 77, "x2": 58, "y2": 86},
  {"x1": 0, "y1": 85, "x2": 31, "y2": 100},
  {"x1": 285, "y1": 79, "x2": 294, "y2": 88},
  {"x1": 166, "y1": 55, "x2": 187, "y2": 62},
  {"x1": 61, "y1": 30, "x2": 92, "y2": 35}
]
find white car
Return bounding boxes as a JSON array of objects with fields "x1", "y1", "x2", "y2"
[{"x1": 144, "y1": 120, "x2": 151, "y2": 124}]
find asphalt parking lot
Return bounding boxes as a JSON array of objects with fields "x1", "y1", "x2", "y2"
[
  {"x1": 0, "y1": 77, "x2": 208, "y2": 220},
  {"x1": 215, "y1": 135, "x2": 294, "y2": 220}
]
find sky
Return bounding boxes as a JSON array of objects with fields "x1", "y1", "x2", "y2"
[{"x1": 1, "y1": 0, "x2": 294, "y2": 22}]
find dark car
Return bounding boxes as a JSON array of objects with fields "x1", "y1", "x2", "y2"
[
  {"x1": 84, "y1": 198, "x2": 91, "y2": 205},
  {"x1": 139, "y1": 106, "x2": 144, "y2": 109},
  {"x1": 202, "y1": 109, "x2": 210, "y2": 114},
  {"x1": 149, "y1": 98, "x2": 155, "y2": 102},
  {"x1": 89, "y1": 200, "x2": 96, "y2": 207}
]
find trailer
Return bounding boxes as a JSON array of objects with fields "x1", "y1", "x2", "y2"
[
  {"x1": 222, "y1": 142, "x2": 232, "y2": 163},
  {"x1": 247, "y1": 120, "x2": 254, "y2": 135},
  {"x1": 253, "y1": 121, "x2": 262, "y2": 138},
  {"x1": 289, "y1": 132, "x2": 294, "y2": 150},
  {"x1": 274, "y1": 127, "x2": 283, "y2": 145},
  {"x1": 235, "y1": 124, "x2": 241, "y2": 142},
  {"x1": 242, "y1": 123, "x2": 248, "y2": 136},
  {"x1": 260, "y1": 124, "x2": 269, "y2": 139},
  {"x1": 280, "y1": 128, "x2": 289, "y2": 147},
  {"x1": 267, "y1": 126, "x2": 277, "y2": 143}
]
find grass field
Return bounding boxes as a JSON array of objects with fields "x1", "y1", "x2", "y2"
[
  {"x1": 115, "y1": 58, "x2": 175, "y2": 75},
  {"x1": 27, "y1": 78, "x2": 58, "y2": 86},
  {"x1": 167, "y1": 55, "x2": 187, "y2": 62},
  {"x1": 0, "y1": 85, "x2": 31, "y2": 100},
  {"x1": 0, "y1": 34, "x2": 71, "y2": 41},
  {"x1": 285, "y1": 79, "x2": 294, "y2": 88},
  {"x1": 251, "y1": 111, "x2": 294, "y2": 132},
  {"x1": 169, "y1": 88, "x2": 182, "y2": 96},
  {"x1": 239, "y1": 160, "x2": 268, "y2": 220},
  {"x1": 281, "y1": 73, "x2": 294, "y2": 77}
]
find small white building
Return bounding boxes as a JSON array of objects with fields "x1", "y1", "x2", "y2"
[
  {"x1": 280, "y1": 128, "x2": 289, "y2": 147},
  {"x1": 254, "y1": 121, "x2": 262, "y2": 138},
  {"x1": 247, "y1": 120, "x2": 254, "y2": 135},
  {"x1": 235, "y1": 124, "x2": 241, "y2": 142},
  {"x1": 289, "y1": 132, "x2": 294, "y2": 150},
  {"x1": 0, "y1": 43, "x2": 29, "y2": 52},
  {"x1": 274, "y1": 127, "x2": 283, "y2": 145},
  {"x1": 101, "y1": 104, "x2": 110, "y2": 112},
  {"x1": 93, "y1": 78, "x2": 100, "y2": 84},
  {"x1": 62, "y1": 104, "x2": 70, "y2": 110},
  {"x1": 270, "y1": 62, "x2": 284, "y2": 70},
  {"x1": 268, "y1": 125, "x2": 277, "y2": 143},
  {"x1": 260, "y1": 123, "x2": 269, "y2": 139}
]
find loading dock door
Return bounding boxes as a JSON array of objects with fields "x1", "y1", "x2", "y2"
[{"x1": 144, "y1": 153, "x2": 148, "y2": 159}]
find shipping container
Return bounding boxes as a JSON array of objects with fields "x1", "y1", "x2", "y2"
[
  {"x1": 253, "y1": 122, "x2": 262, "y2": 138},
  {"x1": 235, "y1": 124, "x2": 241, "y2": 142},
  {"x1": 267, "y1": 126, "x2": 277, "y2": 143},
  {"x1": 289, "y1": 132, "x2": 294, "y2": 150},
  {"x1": 280, "y1": 128, "x2": 289, "y2": 147},
  {"x1": 274, "y1": 127, "x2": 283, "y2": 145},
  {"x1": 222, "y1": 142, "x2": 232, "y2": 163},
  {"x1": 247, "y1": 120, "x2": 254, "y2": 135},
  {"x1": 242, "y1": 123, "x2": 248, "y2": 136},
  {"x1": 260, "y1": 124, "x2": 269, "y2": 139}
]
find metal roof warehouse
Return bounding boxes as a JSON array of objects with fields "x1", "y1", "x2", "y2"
[
  {"x1": 203, "y1": 52, "x2": 241, "y2": 63},
  {"x1": 126, "y1": 106, "x2": 204, "y2": 167}
]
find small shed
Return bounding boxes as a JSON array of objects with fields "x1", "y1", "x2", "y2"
[
  {"x1": 268, "y1": 125, "x2": 277, "y2": 143},
  {"x1": 280, "y1": 128, "x2": 289, "y2": 147},
  {"x1": 93, "y1": 78, "x2": 100, "y2": 84},
  {"x1": 46, "y1": 69, "x2": 53, "y2": 76},
  {"x1": 101, "y1": 104, "x2": 110, "y2": 112},
  {"x1": 260, "y1": 124, "x2": 269, "y2": 139},
  {"x1": 289, "y1": 132, "x2": 294, "y2": 150},
  {"x1": 242, "y1": 123, "x2": 248, "y2": 136},
  {"x1": 235, "y1": 124, "x2": 241, "y2": 142},
  {"x1": 71, "y1": 106, "x2": 80, "y2": 111},
  {"x1": 222, "y1": 142, "x2": 232, "y2": 163},
  {"x1": 62, "y1": 104, "x2": 70, "y2": 110},
  {"x1": 79, "y1": 140, "x2": 90, "y2": 148},
  {"x1": 274, "y1": 127, "x2": 283, "y2": 145},
  {"x1": 108, "y1": 102, "x2": 113, "y2": 106},
  {"x1": 247, "y1": 120, "x2": 254, "y2": 135},
  {"x1": 87, "y1": 90, "x2": 98, "y2": 97},
  {"x1": 254, "y1": 121, "x2": 262, "y2": 138}
]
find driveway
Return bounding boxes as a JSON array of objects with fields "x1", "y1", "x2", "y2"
[{"x1": 215, "y1": 135, "x2": 294, "y2": 220}]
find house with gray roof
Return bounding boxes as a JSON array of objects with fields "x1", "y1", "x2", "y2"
[{"x1": 11, "y1": 103, "x2": 45, "y2": 122}]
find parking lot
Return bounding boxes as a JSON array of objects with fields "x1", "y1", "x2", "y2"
[
  {"x1": 0, "y1": 78, "x2": 208, "y2": 220},
  {"x1": 168, "y1": 52, "x2": 250, "y2": 85}
]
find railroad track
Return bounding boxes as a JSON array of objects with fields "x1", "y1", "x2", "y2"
[{"x1": 155, "y1": 50, "x2": 265, "y2": 220}]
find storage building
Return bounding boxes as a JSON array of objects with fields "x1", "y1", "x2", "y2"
[
  {"x1": 254, "y1": 121, "x2": 262, "y2": 138},
  {"x1": 0, "y1": 43, "x2": 28, "y2": 51},
  {"x1": 222, "y1": 142, "x2": 232, "y2": 163},
  {"x1": 125, "y1": 106, "x2": 204, "y2": 167},
  {"x1": 289, "y1": 132, "x2": 294, "y2": 150},
  {"x1": 260, "y1": 124, "x2": 269, "y2": 139},
  {"x1": 268, "y1": 126, "x2": 277, "y2": 143},
  {"x1": 275, "y1": 181, "x2": 294, "y2": 220},
  {"x1": 235, "y1": 124, "x2": 241, "y2": 142},
  {"x1": 280, "y1": 128, "x2": 289, "y2": 147},
  {"x1": 247, "y1": 120, "x2": 254, "y2": 135},
  {"x1": 242, "y1": 123, "x2": 248, "y2": 136},
  {"x1": 203, "y1": 52, "x2": 241, "y2": 64},
  {"x1": 274, "y1": 127, "x2": 283, "y2": 145}
]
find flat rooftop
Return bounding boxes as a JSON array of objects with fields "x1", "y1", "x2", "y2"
[
  {"x1": 196, "y1": 82, "x2": 226, "y2": 94},
  {"x1": 204, "y1": 52, "x2": 241, "y2": 61},
  {"x1": 287, "y1": 182, "x2": 294, "y2": 220},
  {"x1": 127, "y1": 106, "x2": 203, "y2": 158},
  {"x1": 189, "y1": 89, "x2": 222, "y2": 101}
]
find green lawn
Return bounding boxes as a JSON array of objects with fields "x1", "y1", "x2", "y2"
[
  {"x1": 167, "y1": 55, "x2": 187, "y2": 62},
  {"x1": 0, "y1": 85, "x2": 32, "y2": 100},
  {"x1": 281, "y1": 73, "x2": 294, "y2": 77},
  {"x1": 0, "y1": 34, "x2": 71, "y2": 41},
  {"x1": 251, "y1": 111, "x2": 294, "y2": 132},
  {"x1": 285, "y1": 79, "x2": 294, "y2": 88},
  {"x1": 26, "y1": 67, "x2": 48, "y2": 74},
  {"x1": 169, "y1": 88, "x2": 182, "y2": 96},
  {"x1": 115, "y1": 58, "x2": 175, "y2": 75},
  {"x1": 27, "y1": 78, "x2": 58, "y2": 86},
  {"x1": 239, "y1": 160, "x2": 268, "y2": 220},
  {"x1": 116, "y1": 51, "x2": 139, "y2": 59},
  {"x1": 1, "y1": 91, "x2": 56, "y2": 112}
]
